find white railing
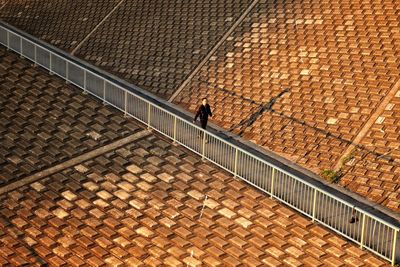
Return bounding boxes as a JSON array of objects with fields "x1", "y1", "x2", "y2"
[{"x1": 0, "y1": 22, "x2": 398, "y2": 265}]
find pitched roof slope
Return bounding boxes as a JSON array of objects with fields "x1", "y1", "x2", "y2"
[{"x1": 0, "y1": 48, "x2": 391, "y2": 266}]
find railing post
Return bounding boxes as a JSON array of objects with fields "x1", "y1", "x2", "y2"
[
  {"x1": 172, "y1": 117, "x2": 177, "y2": 144},
  {"x1": 391, "y1": 229, "x2": 398, "y2": 266},
  {"x1": 6, "y1": 31, "x2": 9, "y2": 49},
  {"x1": 103, "y1": 80, "x2": 106, "y2": 104},
  {"x1": 49, "y1": 53, "x2": 53, "y2": 74},
  {"x1": 124, "y1": 90, "x2": 128, "y2": 117},
  {"x1": 270, "y1": 168, "x2": 275, "y2": 199},
  {"x1": 201, "y1": 131, "x2": 206, "y2": 160},
  {"x1": 33, "y1": 45, "x2": 37, "y2": 66},
  {"x1": 233, "y1": 148, "x2": 238, "y2": 177},
  {"x1": 65, "y1": 62, "x2": 69, "y2": 84},
  {"x1": 360, "y1": 213, "x2": 366, "y2": 249},
  {"x1": 83, "y1": 70, "x2": 87, "y2": 94},
  {"x1": 312, "y1": 188, "x2": 317, "y2": 222},
  {"x1": 147, "y1": 103, "x2": 151, "y2": 129},
  {"x1": 19, "y1": 37, "x2": 23, "y2": 57}
]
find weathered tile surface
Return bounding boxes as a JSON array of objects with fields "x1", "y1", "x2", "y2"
[
  {"x1": 0, "y1": 0, "x2": 398, "y2": 256},
  {"x1": 340, "y1": 97, "x2": 400, "y2": 212},
  {"x1": 0, "y1": 44, "x2": 393, "y2": 265},
  {"x1": 173, "y1": 0, "x2": 400, "y2": 212},
  {"x1": 1, "y1": 0, "x2": 399, "y2": 212},
  {"x1": 0, "y1": 133, "x2": 390, "y2": 266},
  {"x1": 0, "y1": 47, "x2": 140, "y2": 185},
  {"x1": 74, "y1": 0, "x2": 253, "y2": 98},
  {"x1": 0, "y1": 0, "x2": 120, "y2": 51},
  {"x1": 0, "y1": 0, "x2": 253, "y2": 99}
]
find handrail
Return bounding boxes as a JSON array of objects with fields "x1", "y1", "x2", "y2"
[{"x1": 0, "y1": 21, "x2": 398, "y2": 265}]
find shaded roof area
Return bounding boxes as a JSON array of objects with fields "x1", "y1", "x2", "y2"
[
  {"x1": 0, "y1": 0, "x2": 253, "y2": 99},
  {"x1": 0, "y1": 48, "x2": 391, "y2": 266},
  {"x1": 0, "y1": 0, "x2": 120, "y2": 51},
  {"x1": 0, "y1": 47, "x2": 138, "y2": 185},
  {"x1": 0, "y1": 0, "x2": 399, "y2": 214}
]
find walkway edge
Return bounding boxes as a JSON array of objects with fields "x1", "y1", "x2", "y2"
[{"x1": 0, "y1": 130, "x2": 150, "y2": 195}]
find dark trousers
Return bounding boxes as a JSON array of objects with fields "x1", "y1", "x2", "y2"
[
  {"x1": 198, "y1": 120, "x2": 208, "y2": 140},
  {"x1": 200, "y1": 119, "x2": 208, "y2": 129}
]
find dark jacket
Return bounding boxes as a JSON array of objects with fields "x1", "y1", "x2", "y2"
[{"x1": 194, "y1": 104, "x2": 212, "y2": 122}]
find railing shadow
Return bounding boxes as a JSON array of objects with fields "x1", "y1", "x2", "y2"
[{"x1": 206, "y1": 82, "x2": 398, "y2": 165}]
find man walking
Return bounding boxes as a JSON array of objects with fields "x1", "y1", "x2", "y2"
[{"x1": 193, "y1": 98, "x2": 212, "y2": 131}]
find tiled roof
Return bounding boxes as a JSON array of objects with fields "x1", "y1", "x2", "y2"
[
  {"x1": 0, "y1": 47, "x2": 138, "y2": 186},
  {"x1": 0, "y1": 149, "x2": 390, "y2": 266},
  {"x1": 0, "y1": 0, "x2": 254, "y2": 99},
  {"x1": 172, "y1": 0, "x2": 400, "y2": 212},
  {"x1": 0, "y1": 0, "x2": 119, "y2": 51},
  {"x1": 0, "y1": 48, "x2": 391, "y2": 266},
  {"x1": 0, "y1": 0, "x2": 399, "y2": 218},
  {"x1": 340, "y1": 96, "x2": 400, "y2": 211}
]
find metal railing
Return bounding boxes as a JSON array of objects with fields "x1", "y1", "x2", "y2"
[{"x1": 0, "y1": 22, "x2": 398, "y2": 265}]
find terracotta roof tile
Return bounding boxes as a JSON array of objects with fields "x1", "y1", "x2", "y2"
[
  {"x1": 6, "y1": 0, "x2": 399, "y2": 213},
  {"x1": 169, "y1": 0, "x2": 400, "y2": 213},
  {"x1": 0, "y1": 48, "x2": 140, "y2": 186},
  {"x1": 0, "y1": 48, "x2": 392, "y2": 266}
]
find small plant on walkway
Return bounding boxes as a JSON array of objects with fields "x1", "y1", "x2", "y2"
[
  {"x1": 341, "y1": 150, "x2": 355, "y2": 166},
  {"x1": 320, "y1": 169, "x2": 341, "y2": 183}
]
